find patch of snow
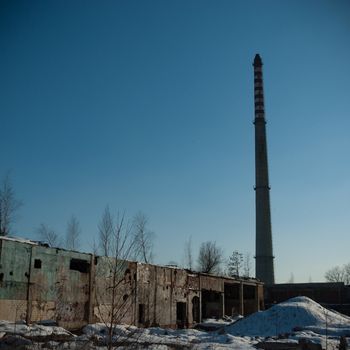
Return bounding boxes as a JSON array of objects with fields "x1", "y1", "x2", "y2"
[
  {"x1": 226, "y1": 296, "x2": 350, "y2": 337},
  {"x1": 0, "y1": 235, "x2": 38, "y2": 245},
  {"x1": 1, "y1": 297, "x2": 350, "y2": 349},
  {"x1": 0, "y1": 320, "x2": 73, "y2": 338}
]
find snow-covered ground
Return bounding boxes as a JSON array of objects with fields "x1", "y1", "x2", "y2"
[
  {"x1": 0, "y1": 297, "x2": 349, "y2": 349},
  {"x1": 227, "y1": 296, "x2": 350, "y2": 337}
]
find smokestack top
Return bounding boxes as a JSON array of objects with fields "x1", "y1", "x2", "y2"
[{"x1": 253, "y1": 54, "x2": 263, "y2": 67}]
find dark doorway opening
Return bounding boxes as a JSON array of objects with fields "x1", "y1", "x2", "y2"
[
  {"x1": 138, "y1": 304, "x2": 145, "y2": 324},
  {"x1": 224, "y1": 283, "x2": 240, "y2": 316},
  {"x1": 243, "y1": 285, "x2": 255, "y2": 299},
  {"x1": 202, "y1": 290, "x2": 223, "y2": 319},
  {"x1": 176, "y1": 302, "x2": 187, "y2": 329},
  {"x1": 192, "y1": 296, "x2": 200, "y2": 323}
]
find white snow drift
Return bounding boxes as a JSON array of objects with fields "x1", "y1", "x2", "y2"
[{"x1": 226, "y1": 296, "x2": 350, "y2": 337}]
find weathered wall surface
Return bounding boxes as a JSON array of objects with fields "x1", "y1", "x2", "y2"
[
  {"x1": 93, "y1": 258, "x2": 137, "y2": 326},
  {"x1": 0, "y1": 237, "x2": 264, "y2": 330},
  {"x1": 0, "y1": 239, "x2": 32, "y2": 322},
  {"x1": 29, "y1": 246, "x2": 92, "y2": 329}
]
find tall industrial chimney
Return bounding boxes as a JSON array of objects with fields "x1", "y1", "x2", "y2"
[{"x1": 253, "y1": 54, "x2": 275, "y2": 284}]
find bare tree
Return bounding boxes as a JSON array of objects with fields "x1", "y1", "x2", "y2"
[
  {"x1": 132, "y1": 211, "x2": 154, "y2": 263},
  {"x1": 94, "y1": 211, "x2": 137, "y2": 350},
  {"x1": 287, "y1": 272, "x2": 295, "y2": 283},
  {"x1": 98, "y1": 205, "x2": 114, "y2": 256},
  {"x1": 90, "y1": 237, "x2": 99, "y2": 255},
  {"x1": 242, "y1": 252, "x2": 253, "y2": 277},
  {"x1": 37, "y1": 223, "x2": 61, "y2": 247},
  {"x1": 197, "y1": 241, "x2": 223, "y2": 274},
  {"x1": 184, "y1": 236, "x2": 194, "y2": 270},
  {"x1": 0, "y1": 172, "x2": 22, "y2": 236},
  {"x1": 227, "y1": 250, "x2": 243, "y2": 277},
  {"x1": 325, "y1": 264, "x2": 350, "y2": 284},
  {"x1": 65, "y1": 215, "x2": 80, "y2": 250}
]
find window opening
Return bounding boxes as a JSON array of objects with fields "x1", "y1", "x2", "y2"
[
  {"x1": 69, "y1": 258, "x2": 90, "y2": 273},
  {"x1": 34, "y1": 259, "x2": 42, "y2": 269}
]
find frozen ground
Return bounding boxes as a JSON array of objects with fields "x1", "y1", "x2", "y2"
[
  {"x1": 0, "y1": 297, "x2": 349, "y2": 349},
  {"x1": 227, "y1": 296, "x2": 350, "y2": 337}
]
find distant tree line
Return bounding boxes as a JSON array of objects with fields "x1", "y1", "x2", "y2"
[
  {"x1": 184, "y1": 238, "x2": 253, "y2": 277},
  {"x1": 325, "y1": 263, "x2": 350, "y2": 284}
]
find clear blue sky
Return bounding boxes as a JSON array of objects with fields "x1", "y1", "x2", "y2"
[{"x1": 1, "y1": 0, "x2": 349, "y2": 283}]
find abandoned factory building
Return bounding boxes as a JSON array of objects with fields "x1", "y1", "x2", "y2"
[{"x1": 0, "y1": 236, "x2": 264, "y2": 330}]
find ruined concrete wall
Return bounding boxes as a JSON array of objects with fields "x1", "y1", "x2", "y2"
[
  {"x1": 29, "y1": 246, "x2": 92, "y2": 329},
  {"x1": 186, "y1": 274, "x2": 200, "y2": 326},
  {"x1": 171, "y1": 268, "x2": 188, "y2": 328},
  {"x1": 0, "y1": 239, "x2": 31, "y2": 322},
  {"x1": 0, "y1": 238, "x2": 264, "y2": 329},
  {"x1": 200, "y1": 275, "x2": 224, "y2": 293},
  {"x1": 137, "y1": 263, "x2": 156, "y2": 327},
  {"x1": 136, "y1": 265, "x2": 190, "y2": 328},
  {"x1": 0, "y1": 239, "x2": 92, "y2": 329},
  {"x1": 153, "y1": 265, "x2": 173, "y2": 327},
  {"x1": 93, "y1": 257, "x2": 136, "y2": 326}
]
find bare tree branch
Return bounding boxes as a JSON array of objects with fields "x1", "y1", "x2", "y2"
[
  {"x1": 94, "y1": 210, "x2": 138, "y2": 350},
  {"x1": 197, "y1": 241, "x2": 223, "y2": 274},
  {"x1": 37, "y1": 223, "x2": 61, "y2": 247},
  {"x1": 184, "y1": 236, "x2": 194, "y2": 270},
  {"x1": 0, "y1": 172, "x2": 23, "y2": 236},
  {"x1": 227, "y1": 250, "x2": 243, "y2": 277},
  {"x1": 98, "y1": 205, "x2": 114, "y2": 256},
  {"x1": 65, "y1": 215, "x2": 81, "y2": 250},
  {"x1": 243, "y1": 252, "x2": 253, "y2": 277},
  {"x1": 325, "y1": 264, "x2": 350, "y2": 284},
  {"x1": 132, "y1": 211, "x2": 154, "y2": 263}
]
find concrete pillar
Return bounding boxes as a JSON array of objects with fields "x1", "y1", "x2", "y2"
[
  {"x1": 239, "y1": 282, "x2": 244, "y2": 316},
  {"x1": 26, "y1": 246, "x2": 33, "y2": 325},
  {"x1": 153, "y1": 266, "x2": 157, "y2": 325},
  {"x1": 199, "y1": 275, "x2": 202, "y2": 322},
  {"x1": 88, "y1": 254, "x2": 95, "y2": 323},
  {"x1": 222, "y1": 292, "x2": 225, "y2": 317},
  {"x1": 255, "y1": 285, "x2": 260, "y2": 311},
  {"x1": 222, "y1": 279, "x2": 225, "y2": 317}
]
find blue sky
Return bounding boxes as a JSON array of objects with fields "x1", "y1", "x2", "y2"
[{"x1": 1, "y1": 0, "x2": 349, "y2": 282}]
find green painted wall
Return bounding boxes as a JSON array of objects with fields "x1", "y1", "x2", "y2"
[{"x1": 0, "y1": 239, "x2": 31, "y2": 299}]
